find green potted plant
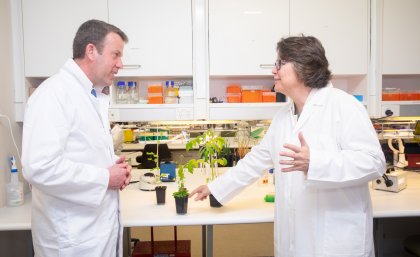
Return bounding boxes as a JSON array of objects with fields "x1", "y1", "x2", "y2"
[
  {"x1": 145, "y1": 131, "x2": 166, "y2": 202},
  {"x1": 173, "y1": 159, "x2": 197, "y2": 214},
  {"x1": 186, "y1": 129, "x2": 227, "y2": 207}
]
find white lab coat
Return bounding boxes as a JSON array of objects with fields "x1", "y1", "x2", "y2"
[
  {"x1": 22, "y1": 59, "x2": 122, "y2": 257},
  {"x1": 209, "y1": 84, "x2": 386, "y2": 257}
]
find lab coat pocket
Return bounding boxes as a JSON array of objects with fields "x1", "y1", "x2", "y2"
[{"x1": 323, "y1": 211, "x2": 366, "y2": 256}]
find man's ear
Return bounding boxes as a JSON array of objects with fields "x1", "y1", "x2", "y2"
[{"x1": 85, "y1": 43, "x2": 96, "y2": 61}]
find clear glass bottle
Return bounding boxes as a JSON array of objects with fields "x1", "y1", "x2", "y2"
[
  {"x1": 116, "y1": 81, "x2": 128, "y2": 104},
  {"x1": 127, "y1": 81, "x2": 139, "y2": 104}
]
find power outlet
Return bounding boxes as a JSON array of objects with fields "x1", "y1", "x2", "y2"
[
  {"x1": 381, "y1": 104, "x2": 400, "y2": 117},
  {"x1": 108, "y1": 109, "x2": 120, "y2": 121}
]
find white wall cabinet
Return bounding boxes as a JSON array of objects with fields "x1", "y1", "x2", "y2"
[
  {"x1": 209, "y1": 0, "x2": 289, "y2": 76},
  {"x1": 381, "y1": 0, "x2": 420, "y2": 116},
  {"x1": 108, "y1": 0, "x2": 193, "y2": 77},
  {"x1": 21, "y1": 0, "x2": 108, "y2": 77},
  {"x1": 290, "y1": 0, "x2": 369, "y2": 75},
  {"x1": 382, "y1": 0, "x2": 420, "y2": 74},
  {"x1": 14, "y1": 0, "x2": 418, "y2": 121}
]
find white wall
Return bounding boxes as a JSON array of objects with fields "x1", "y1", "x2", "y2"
[
  {"x1": 0, "y1": 0, "x2": 31, "y2": 256},
  {"x1": 0, "y1": 0, "x2": 24, "y2": 208}
]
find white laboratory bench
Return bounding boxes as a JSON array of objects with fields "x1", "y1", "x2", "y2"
[{"x1": 1, "y1": 170, "x2": 420, "y2": 257}]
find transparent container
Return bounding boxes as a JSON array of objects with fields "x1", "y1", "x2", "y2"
[
  {"x1": 127, "y1": 81, "x2": 139, "y2": 104},
  {"x1": 382, "y1": 87, "x2": 400, "y2": 101},
  {"x1": 164, "y1": 96, "x2": 178, "y2": 104},
  {"x1": 400, "y1": 90, "x2": 418, "y2": 101},
  {"x1": 116, "y1": 81, "x2": 128, "y2": 104},
  {"x1": 6, "y1": 161, "x2": 24, "y2": 207}
]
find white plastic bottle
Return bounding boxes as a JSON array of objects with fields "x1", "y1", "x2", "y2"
[{"x1": 6, "y1": 156, "x2": 24, "y2": 206}]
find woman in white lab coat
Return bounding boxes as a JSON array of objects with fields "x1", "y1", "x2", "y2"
[
  {"x1": 22, "y1": 20, "x2": 131, "y2": 257},
  {"x1": 190, "y1": 36, "x2": 386, "y2": 257}
]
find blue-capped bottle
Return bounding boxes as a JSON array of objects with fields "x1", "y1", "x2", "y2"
[
  {"x1": 116, "y1": 81, "x2": 128, "y2": 104},
  {"x1": 127, "y1": 81, "x2": 139, "y2": 104}
]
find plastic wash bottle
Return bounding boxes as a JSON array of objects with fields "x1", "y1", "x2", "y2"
[{"x1": 6, "y1": 156, "x2": 24, "y2": 206}]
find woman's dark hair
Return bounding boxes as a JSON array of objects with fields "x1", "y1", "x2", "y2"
[
  {"x1": 277, "y1": 35, "x2": 331, "y2": 88},
  {"x1": 73, "y1": 19, "x2": 128, "y2": 59}
]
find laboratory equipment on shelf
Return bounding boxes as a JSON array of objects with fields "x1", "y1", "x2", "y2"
[
  {"x1": 127, "y1": 81, "x2": 139, "y2": 104},
  {"x1": 387, "y1": 137, "x2": 408, "y2": 169},
  {"x1": 116, "y1": 80, "x2": 128, "y2": 104}
]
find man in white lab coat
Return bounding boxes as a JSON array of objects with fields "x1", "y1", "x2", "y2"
[
  {"x1": 22, "y1": 20, "x2": 131, "y2": 257},
  {"x1": 190, "y1": 36, "x2": 386, "y2": 257}
]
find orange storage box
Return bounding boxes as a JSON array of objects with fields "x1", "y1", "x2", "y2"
[
  {"x1": 226, "y1": 84, "x2": 241, "y2": 94},
  {"x1": 382, "y1": 88, "x2": 400, "y2": 101},
  {"x1": 400, "y1": 91, "x2": 418, "y2": 101},
  {"x1": 148, "y1": 94, "x2": 163, "y2": 104},
  {"x1": 262, "y1": 92, "x2": 276, "y2": 102},
  {"x1": 227, "y1": 93, "x2": 241, "y2": 103},
  {"x1": 148, "y1": 84, "x2": 163, "y2": 94},
  {"x1": 242, "y1": 90, "x2": 262, "y2": 103}
]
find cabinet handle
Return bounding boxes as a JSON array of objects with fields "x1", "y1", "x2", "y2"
[
  {"x1": 259, "y1": 64, "x2": 274, "y2": 69},
  {"x1": 122, "y1": 65, "x2": 142, "y2": 69}
]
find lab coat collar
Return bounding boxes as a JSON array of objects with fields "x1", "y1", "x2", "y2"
[
  {"x1": 62, "y1": 59, "x2": 95, "y2": 97},
  {"x1": 290, "y1": 82, "x2": 333, "y2": 133}
]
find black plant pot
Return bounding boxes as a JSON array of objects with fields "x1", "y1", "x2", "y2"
[
  {"x1": 155, "y1": 186, "x2": 167, "y2": 205},
  {"x1": 174, "y1": 196, "x2": 188, "y2": 214},
  {"x1": 209, "y1": 194, "x2": 222, "y2": 208}
]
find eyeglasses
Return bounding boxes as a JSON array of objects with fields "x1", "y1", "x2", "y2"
[{"x1": 274, "y1": 59, "x2": 287, "y2": 70}]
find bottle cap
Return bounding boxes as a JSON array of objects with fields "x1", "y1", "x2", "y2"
[
  {"x1": 128, "y1": 81, "x2": 135, "y2": 87},
  {"x1": 117, "y1": 81, "x2": 126, "y2": 87},
  {"x1": 10, "y1": 156, "x2": 18, "y2": 173}
]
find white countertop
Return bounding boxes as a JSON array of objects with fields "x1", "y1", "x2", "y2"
[
  {"x1": 121, "y1": 169, "x2": 275, "y2": 227},
  {"x1": 1, "y1": 170, "x2": 420, "y2": 231},
  {"x1": 370, "y1": 172, "x2": 420, "y2": 218},
  {"x1": 0, "y1": 194, "x2": 32, "y2": 231}
]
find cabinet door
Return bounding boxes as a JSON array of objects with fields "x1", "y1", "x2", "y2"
[
  {"x1": 22, "y1": 0, "x2": 108, "y2": 77},
  {"x1": 290, "y1": 0, "x2": 368, "y2": 75},
  {"x1": 109, "y1": 0, "x2": 193, "y2": 76},
  {"x1": 209, "y1": 0, "x2": 289, "y2": 76},
  {"x1": 383, "y1": 0, "x2": 420, "y2": 74}
]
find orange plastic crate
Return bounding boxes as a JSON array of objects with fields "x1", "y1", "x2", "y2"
[
  {"x1": 400, "y1": 91, "x2": 418, "y2": 101},
  {"x1": 227, "y1": 93, "x2": 241, "y2": 103},
  {"x1": 382, "y1": 93, "x2": 400, "y2": 101},
  {"x1": 148, "y1": 84, "x2": 163, "y2": 94},
  {"x1": 262, "y1": 92, "x2": 276, "y2": 102},
  {"x1": 226, "y1": 84, "x2": 241, "y2": 94},
  {"x1": 242, "y1": 90, "x2": 262, "y2": 103},
  {"x1": 148, "y1": 95, "x2": 163, "y2": 104}
]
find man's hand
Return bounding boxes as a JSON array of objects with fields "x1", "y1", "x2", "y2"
[
  {"x1": 279, "y1": 132, "x2": 310, "y2": 173},
  {"x1": 108, "y1": 156, "x2": 131, "y2": 190},
  {"x1": 189, "y1": 185, "x2": 211, "y2": 201}
]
